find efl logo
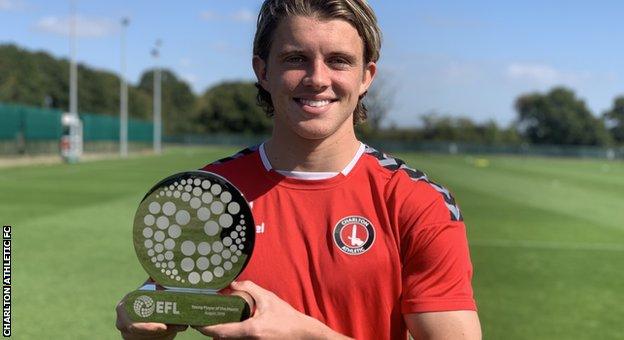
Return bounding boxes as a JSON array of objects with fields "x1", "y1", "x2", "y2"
[
  {"x1": 333, "y1": 216, "x2": 375, "y2": 255},
  {"x1": 133, "y1": 296, "x2": 155, "y2": 317},
  {"x1": 133, "y1": 296, "x2": 180, "y2": 318}
]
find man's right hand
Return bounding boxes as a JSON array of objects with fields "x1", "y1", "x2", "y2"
[{"x1": 115, "y1": 295, "x2": 188, "y2": 340}]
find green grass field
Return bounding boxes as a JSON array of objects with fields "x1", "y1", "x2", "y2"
[{"x1": 4, "y1": 146, "x2": 623, "y2": 339}]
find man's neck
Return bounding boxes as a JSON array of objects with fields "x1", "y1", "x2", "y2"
[{"x1": 264, "y1": 128, "x2": 360, "y2": 173}]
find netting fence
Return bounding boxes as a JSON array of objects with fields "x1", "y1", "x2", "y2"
[
  {"x1": 0, "y1": 102, "x2": 153, "y2": 155},
  {"x1": 2, "y1": 102, "x2": 622, "y2": 160}
]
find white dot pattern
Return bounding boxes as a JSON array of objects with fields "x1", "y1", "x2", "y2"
[
  {"x1": 210, "y1": 201, "x2": 224, "y2": 214},
  {"x1": 181, "y1": 240, "x2": 196, "y2": 256},
  {"x1": 139, "y1": 174, "x2": 251, "y2": 286},
  {"x1": 198, "y1": 242, "x2": 211, "y2": 255},
  {"x1": 148, "y1": 202, "x2": 160, "y2": 214},
  {"x1": 197, "y1": 207, "x2": 211, "y2": 221},
  {"x1": 188, "y1": 272, "x2": 200, "y2": 284},
  {"x1": 156, "y1": 216, "x2": 169, "y2": 230},
  {"x1": 154, "y1": 231, "x2": 165, "y2": 242},
  {"x1": 227, "y1": 202, "x2": 240, "y2": 214},
  {"x1": 190, "y1": 197, "x2": 201, "y2": 209},
  {"x1": 144, "y1": 215, "x2": 155, "y2": 226},
  {"x1": 175, "y1": 210, "x2": 190, "y2": 225},
  {"x1": 212, "y1": 241, "x2": 224, "y2": 253},
  {"x1": 162, "y1": 202, "x2": 175, "y2": 216},
  {"x1": 196, "y1": 257, "x2": 210, "y2": 270},
  {"x1": 181, "y1": 192, "x2": 191, "y2": 202},
  {"x1": 202, "y1": 192, "x2": 213, "y2": 204},
  {"x1": 220, "y1": 192, "x2": 232, "y2": 203},
  {"x1": 204, "y1": 221, "x2": 219, "y2": 236},
  {"x1": 168, "y1": 225, "x2": 181, "y2": 238},
  {"x1": 181, "y1": 257, "x2": 194, "y2": 272},
  {"x1": 211, "y1": 184, "x2": 222, "y2": 195}
]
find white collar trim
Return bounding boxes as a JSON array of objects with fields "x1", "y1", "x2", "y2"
[
  {"x1": 342, "y1": 142, "x2": 365, "y2": 175},
  {"x1": 259, "y1": 142, "x2": 365, "y2": 180}
]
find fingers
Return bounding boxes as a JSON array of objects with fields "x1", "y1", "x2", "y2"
[
  {"x1": 116, "y1": 295, "x2": 187, "y2": 339},
  {"x1": 230, "y1": 280, "x2": 272, "y2": 303},
  {"x1": 228, "y1": 289, "x2": 256, "y2": 316},
  {"x1": 120, "y1": 323, "x2": 187, "y2": 340},
  {"x1": 121, "y1": 322, "x2": 187, "y2": 340},
  {"x1": 193, "y1": 319, "x2": 255, "y2": 338}
]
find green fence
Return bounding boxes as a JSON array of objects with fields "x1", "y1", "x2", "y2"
[
  {"x1": 2, "y1": 102, "x2": 622, "y2": 160},
  {"x1": 0, "y1": 102, "x2": 153, "y2": 154},
  {"x1": 0, "y1": 104, "x2": 63, "y2": 140}
]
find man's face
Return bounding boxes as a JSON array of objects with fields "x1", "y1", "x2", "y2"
[{"x1": 253, "y1": 16, "x2": 376, "y2": 141}]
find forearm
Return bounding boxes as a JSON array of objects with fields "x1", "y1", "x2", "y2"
[{"x1": 405, "y1": 311, "x2": 481, "y2": 340}]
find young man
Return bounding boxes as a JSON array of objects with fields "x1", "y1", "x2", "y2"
[{"x1": 116, "y1": 0, "x2": 481, "y2": 339}]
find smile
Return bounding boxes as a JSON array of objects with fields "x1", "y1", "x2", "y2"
[{"x1": 295, "y1": 98, "x2": 337, "y2": 108}]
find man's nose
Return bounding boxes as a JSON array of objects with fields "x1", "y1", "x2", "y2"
[{"x1": 302, "y1": 59, "x2": 330, "y2": 90}]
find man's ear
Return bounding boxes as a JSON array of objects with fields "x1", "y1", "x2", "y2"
[
  {"x1": 252, "y1": 55, "x2": 269, "y2": 90},
  {"x1": 360, "y1": 61, "x2": 377, "y2": 96}
]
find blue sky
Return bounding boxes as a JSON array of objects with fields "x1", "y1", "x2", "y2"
[{"x1": 1, "y1": 0, "x2": 623, "y2": 127}]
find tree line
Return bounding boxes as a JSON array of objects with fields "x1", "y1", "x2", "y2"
[
  {"x1": 1, "y1": 43, "x2": 623, "y2": 146},
  {"x1": 0, "y1": 44, "x2": 271, "y2": 136}
]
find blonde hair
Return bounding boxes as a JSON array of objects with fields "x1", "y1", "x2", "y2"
[{"x1": 253, "y1": 0, "x2": 382, "y2": 124}]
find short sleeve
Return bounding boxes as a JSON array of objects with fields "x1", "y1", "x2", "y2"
[{"x1": 389, "y1": 173, "x2": 476, "y2": 313}]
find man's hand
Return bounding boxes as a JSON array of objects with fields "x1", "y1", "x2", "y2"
[
  {"x1": 115, "y1": 295, "x2": 188, "y2": 340},
  {"x1": 194, "y1": 280, "x2": 352, "y2": 339}
]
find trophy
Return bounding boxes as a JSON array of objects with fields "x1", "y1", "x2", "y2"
[{"x1": 123, "y1": 171, "x2": 255, "y2": 326}]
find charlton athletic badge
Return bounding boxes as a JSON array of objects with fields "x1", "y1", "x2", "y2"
[{"x1": 333, "y1": 216, "x2": 375, "y2": 255}]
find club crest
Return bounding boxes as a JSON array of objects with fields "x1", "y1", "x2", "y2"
[{"x1": 333, "y1": 216, "x2": 375, "y2": 255}]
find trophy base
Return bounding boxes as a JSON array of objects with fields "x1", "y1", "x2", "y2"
[{"x1": 124, "y1": 289, "x2": 251, "y2": 326}]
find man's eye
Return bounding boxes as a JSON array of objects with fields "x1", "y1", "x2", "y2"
[
  {"x1": 329, "y1": 58, "x2": 351, "y2": 67},
  {"x1": 285, "y1": 56, "x2": 305, "y2": 63}
]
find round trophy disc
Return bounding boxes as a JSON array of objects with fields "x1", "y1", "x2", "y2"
[{"x1": 133, "y1": 171, "x2": 254, "y2": 290}]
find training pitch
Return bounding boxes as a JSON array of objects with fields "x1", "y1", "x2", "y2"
[{"x1": 3, "y1": 146, "x2": 623, "y2": 339}]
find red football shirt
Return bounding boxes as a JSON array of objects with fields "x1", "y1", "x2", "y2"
[{"x1": 203, "y1": 143, "x2": 476, "y2": 340}]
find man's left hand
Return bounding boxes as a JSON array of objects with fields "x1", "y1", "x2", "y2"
[{"x1": 194, "y1": 280, "x2": 351, "y2": 339}]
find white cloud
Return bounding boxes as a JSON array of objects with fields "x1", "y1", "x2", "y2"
[
  {"x1": 34, "y1": 15, "x2": 119, "y2": 38},
  {"x1": 199, "y1": 10, "x2": 216, "y2": 21},
  {"x1": 506, "y1": 63, "x2": 561, "y2": 85},
  {"x1": 199, "y1": 8, "x2": 255, "y2": 23},
  {"x1": 505, "y1": 62, "x2": 590, "y2": 88},
  {"x1": 0, "y1": 0, "x2": 26, "y2": 11},
  {"x1": 231, "y1": 9, "x2": 254, "y2": 23},
  {"x1": 179, "y1": 58, "x2": 192, "y2": 68}
]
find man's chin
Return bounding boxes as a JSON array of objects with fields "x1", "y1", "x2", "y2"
[{"x1": 291, "y1": 124, "x2": 335, "y2": 141}]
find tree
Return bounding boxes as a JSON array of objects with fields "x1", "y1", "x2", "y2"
[
  {"x1": 194, "y1": 81, "x2": 272, "y2": 134},
  {"x1": 138, "y1": 69, "x2": 196, "y2": 134},
  {"x1": 362, "y1": 74, "x2": 395, "y2": 133},
  {"x1": 515, "y1": 87, "x2": 611, "y2": 146},
  {"x1": 603, "y1": 96, "x2": 624, "y2": 144},
  {"x1": 0, "y1": 43, "x2": 152, "y2": 119}
]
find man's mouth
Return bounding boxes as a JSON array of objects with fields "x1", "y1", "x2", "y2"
[{"x1": 294, "y1": 98, "x2": 337, "y2": 108}]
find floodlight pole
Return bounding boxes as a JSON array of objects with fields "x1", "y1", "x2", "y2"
[
  {"x1": 119, "y1": 17, "x2": 130, "y2": 158},
  {"x1": 62, "y1": 0, "x2": 83, "y2": 164},
  {"x1": 69, "y1": 0, "x2": 77, "y2": 116},
  {"x1": 152, "y1": 40, "x2": 162, "y2": 155}
]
